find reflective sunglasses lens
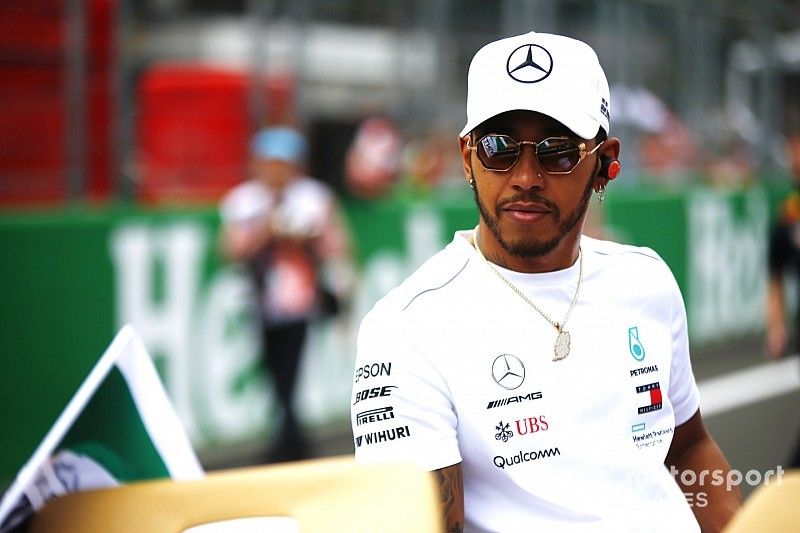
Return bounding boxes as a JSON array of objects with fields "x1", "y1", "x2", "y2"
[
  {"x1": 478, "y1": 135, "x2": 519, "y2": 170},
  {"x1": 537, "y1": 139, "x2": 582, "y2": 173}
]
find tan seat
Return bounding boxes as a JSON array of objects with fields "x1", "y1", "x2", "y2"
[
  {"x1": 28, "y1": 455, "x2": 443, "y2": 533},
  {"x1": 723, "y1": 469, "x2": 800, "y2": 533}
]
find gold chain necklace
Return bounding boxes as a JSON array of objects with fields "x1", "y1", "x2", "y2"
[{"x1": 472, "y1": 228, "x2": 583, "y2": 361}]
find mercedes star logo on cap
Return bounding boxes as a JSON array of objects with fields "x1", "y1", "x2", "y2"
[
  {"x1": 506, "y1": 44, "x2": 553, "y2": 84},
  {"x1": 492, "y1": 354, "x2": 526, "y2": 390}
]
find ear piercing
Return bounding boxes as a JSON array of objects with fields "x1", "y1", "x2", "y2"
[{"x1": 607, "y1": 160, "x2": 621, "y2": 179}]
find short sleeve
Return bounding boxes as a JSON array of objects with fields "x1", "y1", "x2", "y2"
[
  {"x1": 350, "y1": 307, "x2": 461, "y2": 471},
  {"x1": 218, "y1": 182, "x2": 272, "y2": 227},
  {"x1": 279, "y1": 178, "x2": 333, "y2": 236},
  {"x1": 664, "y1": 266, "x2": 700, "y2": 426}
]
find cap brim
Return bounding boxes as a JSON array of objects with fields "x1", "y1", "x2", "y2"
[{"x1": 460, "y1": 106, "x2": 601, "y2": 140}]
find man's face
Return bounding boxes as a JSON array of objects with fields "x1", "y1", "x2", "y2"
[
  {"x1": 252, "y1": 157, "x2": 298, "y2": 190},
  {"x1": 463, "y1": 111, "x2": 600, "y2": 260}
]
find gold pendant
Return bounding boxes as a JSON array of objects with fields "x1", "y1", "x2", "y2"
[{"x1": 553, "y1": 330, "x2": 570, "y2": 361}]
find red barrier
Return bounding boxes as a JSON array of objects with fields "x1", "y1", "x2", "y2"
[
  {"x1": 0, "y1": 0, "x2": 116, "y2": 206},
  {"x1": 136, "y1": 63, "x2": 295, "y2": 204}
]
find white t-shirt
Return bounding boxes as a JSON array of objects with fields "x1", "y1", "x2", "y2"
[
  {"x1": 351, "y1": 230, "x2": 701, "y2": 533},
  {"x1": 219, "y1": 176, "x2": 333, "y2": 237}
]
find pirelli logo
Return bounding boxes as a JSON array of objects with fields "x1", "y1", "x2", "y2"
[
  {"x1": 487, "y1": 391, "x2": 543, "y2": 409},
  {"x1": 355, "y1": 406, "x2": 395, "y2": 426}
]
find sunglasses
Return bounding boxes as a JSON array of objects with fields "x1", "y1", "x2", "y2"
[{"x1": 467, "y1": 134, "x2": 605, "y2": 174}]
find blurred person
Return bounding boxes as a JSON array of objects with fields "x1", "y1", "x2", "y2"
[
  {"x1": 703, "y1": 135, "x2": 755, "y2": 188},
  {"x1": 350, "y1": 31, "x2": 740, "y2": 532},
  {"x1": 765, "y1": 133, "x2": 800, "y2": 469},
  {"x1": 344, "y1": 115, "x2": 403, "y2": 199},
  {"x1": 702, "y1": 110, "x2": 756, "y2": 188},
  {"x1": 220, "y1": 126, "x2": 352, "y2": 463},
  {"x1": 403, "y1": 129, "x2": 455, "y2": 192},
  {"x1": 638, "y1": 112, "x2": 696, "y2": 185}
]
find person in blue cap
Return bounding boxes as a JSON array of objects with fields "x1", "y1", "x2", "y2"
[{"x1": 220, "y1": 126, "x2": 352, "y2": 462}]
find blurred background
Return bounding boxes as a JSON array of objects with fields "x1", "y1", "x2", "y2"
[{"x1": 2, "y1": 0, "x2": 800, "y2": 498}]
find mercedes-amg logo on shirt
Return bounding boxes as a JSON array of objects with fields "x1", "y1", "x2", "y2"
[
  {"x1": 492, "y1": 354, "x2": 526, "y2": 390},
  {"x1": 506, "y1": 44, "x2": 553, "y2": 84}
]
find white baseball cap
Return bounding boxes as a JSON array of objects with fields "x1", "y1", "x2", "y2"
[{"x1": 460, "y1": 31, "x2": 610, "y2": 140}]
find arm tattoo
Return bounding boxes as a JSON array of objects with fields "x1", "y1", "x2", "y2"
[{"x1": 434, "y1": 464, "x2": 464, "y2": 533}]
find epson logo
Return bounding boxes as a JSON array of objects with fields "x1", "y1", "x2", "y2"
[
  {"x1": 354, "y1": 362, "x2": 392, "y2": 383},
  {"x1": 353, "y1": 385, "x2": 397, "y2": 405},
  {"x1": 487, "y1": 391, "x2": 543, "y2": 409},
  {"x1": 355, "y1": 406, "x2": 395, "y2": 426}
]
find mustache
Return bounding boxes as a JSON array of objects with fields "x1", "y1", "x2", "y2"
[{"x1": 497, "y1": 192, "x2": 558, "y2": 212}]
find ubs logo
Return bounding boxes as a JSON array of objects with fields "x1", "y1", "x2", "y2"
[
  {"x1": 493, "y1": 415, "x2": 550, "y2": 441},
  {"x1": 491, "y1": 354, "x2": 525, "y2": 390},
  {"x1": 495, "y1": 421, "x2": 513, "y2": 442}
]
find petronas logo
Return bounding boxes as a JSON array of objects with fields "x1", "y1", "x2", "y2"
[{"x1": 628, "y1": 326, "x2": 645, "y2": 361}]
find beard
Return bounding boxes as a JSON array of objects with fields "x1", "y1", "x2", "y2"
[{"x1": 472, "y1": 170, "x2": 595, "y2": 259}]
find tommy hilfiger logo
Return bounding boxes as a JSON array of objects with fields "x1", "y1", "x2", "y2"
[{"x1": 636, "y1": 382, "x2": 662, "y2": 414}]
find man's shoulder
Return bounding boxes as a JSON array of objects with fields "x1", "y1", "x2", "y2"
[
  {"x1": 369, "y1": 234, "x2": 475, "y2": 320},
  {"x1": 582, "y1": 235, "x2": 665, "y2": 267},
  {"x1": 582, "y1": 236, "x2": 680, "y2": 302}
]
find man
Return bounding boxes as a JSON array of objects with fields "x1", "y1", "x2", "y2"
[
  {"x1": 765, "y1": 132, "x2": 800, "y2": 468},
  {"x1": 220, "y1": 126, "x2": 351, "y2": 462},
  {"x1": 350, "y1": 32, "x2": 740, "y2": 532}
]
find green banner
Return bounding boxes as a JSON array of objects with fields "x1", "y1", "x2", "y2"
[{"x1": 0, "y1": 183, "x2": 790, "y2": 487}]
